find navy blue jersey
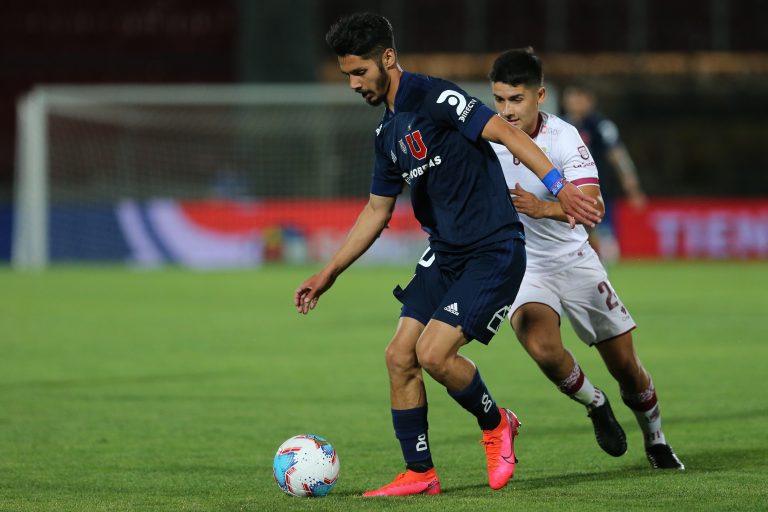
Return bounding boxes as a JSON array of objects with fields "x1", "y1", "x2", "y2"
[
  {"x1": 564, "y1": 112, "x2": 622, "y2": 200},
  {"x1": 371, "y1": 72, "x2": 524, "y2": 252}
]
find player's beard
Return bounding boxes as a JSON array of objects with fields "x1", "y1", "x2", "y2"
[{"x1": 362, "y1": 60, "x2": 391, "y2": 107}]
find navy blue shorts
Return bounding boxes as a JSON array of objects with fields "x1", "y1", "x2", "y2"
[{"x1": 394, "y1": 238, "x2": 526, "y2": 344}]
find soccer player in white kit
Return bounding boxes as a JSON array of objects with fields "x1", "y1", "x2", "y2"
[{"x1": 488, "y1": 48, "x2": 684, "y2": 469}]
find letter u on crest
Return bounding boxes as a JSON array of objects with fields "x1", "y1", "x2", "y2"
[{"x1": 405, "y1": 130, "x2": 428, "y2": 160}]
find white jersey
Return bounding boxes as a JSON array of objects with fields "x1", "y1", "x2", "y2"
[{"x1": 491, "y1": 112, "x2": 600, "y2": 273}]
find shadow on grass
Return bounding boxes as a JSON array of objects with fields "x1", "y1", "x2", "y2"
[
  {"x1": 339, "y1": 445, "x2": 768, "y2": 497},
  {"x1": 517, "y1": 407, "x2": 768, "y2": 438},
  {"x1": 442, "y1": 467, "x2": 646, "y2": 494},
  {"x1": 444, "y1": 445, "x2": 768, "y2": 494},
  {"x1": 664, "y1": 407, "x2": 768, "y2": 425},
  {"x1": 671, "y1": 445, "x2": 768, "y2": 473},
  {"x1": 433, "y1": 405, "x2": 768, "y2": 458},
  {"x1": 9, "y1": 446, "x2": 764, "y2": 504}
]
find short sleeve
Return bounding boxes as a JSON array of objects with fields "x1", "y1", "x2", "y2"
[
  {"x1": 423, "y1": 84, "x2": 495, "y2": 141},
  {"x1": 370, "y1": 137, "x2": 403, "y2": 197}
]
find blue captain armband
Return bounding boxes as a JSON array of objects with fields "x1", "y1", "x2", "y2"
[{"x1": 541, "y1": 168, "x2": 568, "y2": 196}]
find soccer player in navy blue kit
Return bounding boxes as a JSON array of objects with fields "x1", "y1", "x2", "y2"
[
  {"x1": 562, "y1": 83, "x2": 648, "y2": 263},
  {"x1": 294, "y1": 13, "x2": 601, "y2": 496}
]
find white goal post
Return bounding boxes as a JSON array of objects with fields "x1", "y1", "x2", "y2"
[{"x1": 12, "y1": 84, "x2": 382, "y2": 269}]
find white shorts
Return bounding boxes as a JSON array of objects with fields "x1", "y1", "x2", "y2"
[{"x1": 510, "y1": 248, "x2": 636, "y2": 346}]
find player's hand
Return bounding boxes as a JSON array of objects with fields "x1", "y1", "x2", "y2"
[
  {"x1": 294, "y1": 270, "x2": 336, "y2": 315},
  {"x1": 511, "y1": 183, "x2": 577, "y2": 229},
  {"x1": 556, "y1": 181, "x2": 602, "y2": 227},
  {"x1": 510, "y1": 183, "x2": 547, "y2": 219}
]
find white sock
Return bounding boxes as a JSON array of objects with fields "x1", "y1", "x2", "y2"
[
  {"x1": 622, "y1": 379, "x2": 666, "y2": 446},
  {"x1": 632, "y1": 405, "x2": 666, "y2": 446},
  {"x1": 558, "y1": 360, "x2": 605, "y2": 408}
]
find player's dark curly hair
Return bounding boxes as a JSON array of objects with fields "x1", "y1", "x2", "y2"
[
  {"x1": 325, "y1": 12, "x2": 396, "y2": 59},
  {"x1": 489, "y1": 47, "x2": 543, "y2": 87}
]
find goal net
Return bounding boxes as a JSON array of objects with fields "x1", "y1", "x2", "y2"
[{"x1": 13, "y1": 84, "x2": 430, "y2": 269}]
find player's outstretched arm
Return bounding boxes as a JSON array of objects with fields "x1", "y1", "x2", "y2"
[
  {"x1": 608, "y1": 145, "x2": 647, "y2": 210},
  {"x1": 482, "y1": 116, "x2": 602, "y2": 227},
  {"x1": 294, "y1": 193, "x2": 396, "y2": 315},
  {"x1": 510, "y1": 182, "x2": 604, "y2": 228}
]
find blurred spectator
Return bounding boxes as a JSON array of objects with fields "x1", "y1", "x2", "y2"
[{"x1": 561, "y1": 84, "x2": 647, "y2": 263}]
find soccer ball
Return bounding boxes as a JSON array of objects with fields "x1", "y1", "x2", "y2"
[{"x1": 272, "y1": 434, "x2": 340, "y2": 497}]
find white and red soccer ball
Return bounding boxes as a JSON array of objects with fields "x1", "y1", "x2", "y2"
[{"x1": 272, "y1": 434, "x2": 340, "y2": 497}]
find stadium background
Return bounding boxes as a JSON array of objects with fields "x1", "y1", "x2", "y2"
[
  {"x1": 2, "y1": 0, "x2": 768, "y2": 265},
  {"x1": 2, "y1": 3, "x2": 768, "y2": 511}
]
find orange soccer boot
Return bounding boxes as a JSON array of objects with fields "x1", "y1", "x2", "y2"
[
  {"x1": 362, "y1": 468, "x2": 441, "y2": 497},
  {"x1": 481, "y1": 407, "x2": 521, "y2": 490}
]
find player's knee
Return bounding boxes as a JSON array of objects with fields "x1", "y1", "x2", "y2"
[
  {"x1": 510, "y1": 311, "x2": 527, "y2": 339},
  {"x1": 415, "y1": 343, "x2": 448, "y2": 379},
  {"x1": 384, "y1": 341, "x2": 418, "y2": 376},
  {"x1": 511, "y1": 310, "x2": 541, "y2": 347}
]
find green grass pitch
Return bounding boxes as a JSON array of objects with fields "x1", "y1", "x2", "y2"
[{"x1": 1, "y1": 261, "x2": 767, "y2": 511}]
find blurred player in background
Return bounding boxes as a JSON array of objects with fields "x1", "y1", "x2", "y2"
[
  {"x1": 488, "y1": 48, "x2": 683, "y2": 469},
  {"x1": 294, "y1": 13, "x2": 602, "y2": 496},
  {"x1": 561, "y1": 82, "x2": 647, "y2": 264}
]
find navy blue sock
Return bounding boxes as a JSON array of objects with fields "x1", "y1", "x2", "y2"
[
  {"x1": 448, "y1": 369, "x2": 502, "y2": 430},
  {"x1": 392, "y1": 406, "x2": 433, "y2": 471}
]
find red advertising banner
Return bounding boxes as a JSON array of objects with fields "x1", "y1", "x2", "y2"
[
  {"x1": 178, "y1": 198, "x2": 422, "y2": 234},
  {"x1": 109, "y1": 197, "x2": 768, "y2": 266},
  {"x1": 615, "y1": 198, "x2": 768, "y2": 259},
  {"x1": 165, "y1": 198, "x2": 425, "y2": 265}
]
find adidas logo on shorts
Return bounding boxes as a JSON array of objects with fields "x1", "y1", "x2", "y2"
[{"x1": 444, "y1": 302, "x2": 459, "y2": 316}]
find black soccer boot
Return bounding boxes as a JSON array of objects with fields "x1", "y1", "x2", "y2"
[
  {"x1": 586, "y1": 393, "x2": 628, "y2": 457},
  {"x1": 646, "y1": 443, "x2": 685, "y2": 470}
]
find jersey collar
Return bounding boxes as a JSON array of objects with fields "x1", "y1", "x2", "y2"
[
  {"x1": 529, "y1": 112, "x2": 544, "y2": 139},
  {"x1": 390, "y1": 71, "x2": 417, "y2": 115}
]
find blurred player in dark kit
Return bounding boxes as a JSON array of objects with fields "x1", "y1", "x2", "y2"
[{"x1": 562, "y1": 83, "x2": 647, "y2": 264}]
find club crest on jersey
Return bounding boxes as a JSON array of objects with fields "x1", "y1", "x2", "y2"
[
  {"x1": 405, "y1": 130, "x2": 428, "y2": 160},
  {"x1": 578, "y1": 145, "x2": 590, "y2": 159}
]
